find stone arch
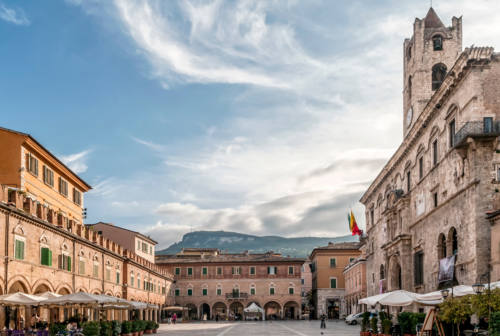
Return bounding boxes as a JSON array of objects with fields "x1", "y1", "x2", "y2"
[
  {"x1": 448, "y1": 227, "x2": 458, "y2": 256},
  {"x1": 8, "y1": 278, "x2": 30, "y2": 294},
  {"x1": 114, "y1": 292, "x2": 121, "y2": 298},
  {"x1": 75, "y1": 287, "x2": 88, "y2": 293},
  {"x1": 186, "y1": 303, "x2": 197, "y2": 320},
  {"x1": 229, "y1": 302, "x2": 243, "y2": 319},
  {"x1": 91, "y1": 289, "x2": 101, "y2": 295},
  {"x1": 199, "y1": 302, "x2": 210, "y2": 320},
  {"x1": 55, "y1": 284, "x2": 72, "y2": 295},
  {"x1": 283, "y1": 301, "x2": 300, "y2": 320},
  {"x1": 432, "y1": 63, "x2": 447, "y2": 91},
  {"x1": 264, "y1": 301, "x2": 281, "y2": 320},
  {"x1": 12, "y1": 223, "x2": 25, "y2": 236},
  {"x1": 32, "y1": 279, "x2": 54, "y2": 294},
  {"x1": 212, "y1": 302, "x2": 226, "y2": 318},
  {"x1": 39, "y1": 233, "x2": 49, "y2": 245},
  {"x1": 388, "y1": 255, "x2": 402, "y2": 291},
  {"x1": 104, "y1": 290, "x2": 113, "y2": 296}
]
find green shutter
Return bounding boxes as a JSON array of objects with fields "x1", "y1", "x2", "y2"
[
  {"x1": 19, "y1": 240, "x2": 25, "y2": 260},
  {"x1": 68, "y1": 256, "x2": 71, "y2": 271},
  {"x1": 49, "y1": 250, "x2": 52, "y2": 266}
]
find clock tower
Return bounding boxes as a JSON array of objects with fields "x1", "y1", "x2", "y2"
[{"x1": 403, "y1": 8, "x2": 462, "y2": 136}]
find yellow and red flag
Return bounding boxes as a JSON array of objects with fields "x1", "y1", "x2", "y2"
[{"x1": 348, "y1": 210, "x2": 362, "y2": 236}]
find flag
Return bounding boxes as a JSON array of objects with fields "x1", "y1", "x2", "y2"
[
  {"x1": 349, "y1": 210, "x2": 362, "y2": 236},
  {"x1": 347, "y1": 213, "x2": 351, "y2": 232}
]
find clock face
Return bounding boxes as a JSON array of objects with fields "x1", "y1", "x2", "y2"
[{"x1": 406, "y1": 106, "x2": 413, "y2": 128}]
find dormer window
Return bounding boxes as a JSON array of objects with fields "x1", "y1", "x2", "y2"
[{"x1": 433, "y1": 35, "x2": 443, "y2": 51}]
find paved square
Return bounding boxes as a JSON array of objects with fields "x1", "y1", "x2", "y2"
[{"x1": 158, "y1": 320, "x2": 360, "y2": 336}]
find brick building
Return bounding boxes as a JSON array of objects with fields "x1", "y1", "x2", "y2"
[
  {"x1": 309, "y1": 242, "x2": 361, "y2": 319},
  {"x1": 0, "y1": 127, "x2": 174, "y2": 325},
  {"x1": 156, "y1": 248, "x2": 304, "y2": 320},
  {"x1": 360, "y1": 8, "x2": 500, "y2": 299},
  {"x1": 343, "y1": 257, "x2": 367, "y2": 315}
]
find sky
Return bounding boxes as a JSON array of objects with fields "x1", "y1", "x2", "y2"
[{"x1": 1, "y1": 0, "x2": 500, "y2": 250}]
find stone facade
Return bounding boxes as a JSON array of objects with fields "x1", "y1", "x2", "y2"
[
  {"x1": 309, "y1": 242, "x2": 361, "y2": 319},
  {"x1": 343, "y1": 257, "x2": 367, "y2": 315},
  {"x1": 360, "y1": 8, "x2": 500, "y2": 300},
  {"x1": 156, "y1": 249, "x2": 303, "y2": 320}
]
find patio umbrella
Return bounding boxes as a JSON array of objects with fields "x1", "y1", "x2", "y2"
[
  {"x1": 37, "y1": 292, "x2": 61, "y2": 299},
  {"x1": 358, "y1": 292, "x2": 392, "y2": 306},
  {"x1": 0, "y1": 292, "x2": 46, "y2": 306},
  {"x1": 378, "y1": 290, "x2": 417, "y2": 307}
]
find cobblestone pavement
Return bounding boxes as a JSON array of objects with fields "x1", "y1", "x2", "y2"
[{"x1": 158, "y1": 320, "x2": 360, "y2": 336}]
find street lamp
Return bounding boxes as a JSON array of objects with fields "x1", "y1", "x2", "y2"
[
  {"x1": 440, "y1": 288, "x2": 449, "y2": 299},
  {"x1": 441, "y1": 286, "x2": 455, "y2": 336},
  {"x1": 472, "y1": 283, "x2": 485, "y2": 295}
]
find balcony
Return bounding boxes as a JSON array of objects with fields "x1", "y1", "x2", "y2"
[
  {"x1": 454, "y1": 120, "x2": 500, "y2": 148},
  {"x1": 225, "y1": 292, "x2": 248, "y2": 300}
]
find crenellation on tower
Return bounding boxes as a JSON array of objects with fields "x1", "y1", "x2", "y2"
[{"x1": 403, "y1": 8, "x2": 462, "y2": 136}]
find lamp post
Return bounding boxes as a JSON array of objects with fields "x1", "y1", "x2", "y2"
[
  {"x1": 441, "y1": 284, "x2": 455, "y2": 336},
  {"x1": 474, "y1": 265, "x2": 492, "y2": 333}
]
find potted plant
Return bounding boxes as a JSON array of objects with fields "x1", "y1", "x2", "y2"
[
  {"x1": 100, "y1": 321, "x2": 112, "y2": 336},
  {"x1": 111, "y1": 320, "x2": 122, "y2": 336},
  {"x1": 382, "y1": 318, "x2": 392, "y2": 336},
  {"x1": 49, "y1": 323, "x2": 66, "y2": 336},
  {"x1": 153, "y1": 322, "x2": 159, "y2": 334},
  {"x1": 371, "y1": 315, "x2": 378, "y2": 335},
  {"x1": 83, "y1": 321, "x2": 101, "y2": 336},
  {"x1": 132, "y1": 320, "x2": 140, "y2": 336},
  {"x1": 360, "y1": 312, "x2": 370, "y2": 336},
  {"x1": 490, "y1": 311, "x2": 500, "y2": 336},
  {"x1": 145, "y1": 321, "x2": 154, "y2": 334},
  {"x1": 138, "y1": 320, "x2": 146, "y2": 336},
  {"x1": 121, "y1": 321, "x2": 132, "y2": 336}
]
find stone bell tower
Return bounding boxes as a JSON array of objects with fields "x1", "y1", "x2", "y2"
[{"x1": 403, "y1": 8, "x2": 462, "y2": 136}]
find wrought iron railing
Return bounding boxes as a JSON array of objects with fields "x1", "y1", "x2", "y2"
[
  {"x1": 454, "y1": 120, "x2": 500, "y2": 147},
  {"x1": 225, "y1": 292, "x2": 248, "y2": 299}
]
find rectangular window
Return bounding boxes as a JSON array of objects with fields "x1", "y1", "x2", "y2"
[
  {"x1": 59, "y1": 177, "x2": 68, "y2": 196},
  {"x1": 116, "y1": 271, "x2": 120, "y2": 284},
  {"x1": 58, "y1": 254, "x2": 71, "y2": 271},
  {"x1": 130, "y1": 274, "x2": 134, "y2": 287},
  {"x1": 250, "y1": 287, "x2": 256, "y2": 295},
  {"x1": 137, "y1": 241, "x2": 141, "y2": 250},
  {"x1": 187, "y1": 289, "x2": 193, "y2": 296},
  {"x1": 250, "y1": 266, "x2": 256, "y2": 275},
  {"x1": 202, "y1": 267, "x2": 207, "y2": 275},
  {"x1": 202, "y1": 288, "x2": 207, "y2": 296},
  {"x1": 301, "y1": 279, "x2": 304, "y2": 285},
  {"x1": 217, "y1": 267, "x2": 222, "y2": 275},
  {"x1": 370, "y1": 208, "x2": 374, "y2": 226},
  {"x1": 149, "y1": 246, "x2": 152, "y2": 255},
  {"x1": 484, "y1": 117, "x2": 493, "y2": 133},
  {"x1": 28, "y1": 154, "x2": 38, "y2": 176},
  {"x1": 43, "y1": 166, "x2": 54, "y2": 187},
  {"x1": 175, "y1": 289, "x2": 180, "y2": 296},
  {"x1": 419, "y1": 157, "x2": 423, "y2": 179},
  {"x1": 106, "y1": 268, "x2": 111, "y2": 281},
  {"x1": 407, "y1": 171, "x2": 411, "y2": 192},
  {"x1": 73, "y1": 188, "x2": 82, "y2": 206},
  {"x1": 497, "y1": 166, "x2": 500, "y2": 182},
  {"x1": 414, "y1": 251, "x2": 424, "y2": 286},
  {"x1": 329, "y1": 258, "x2": 336, "y2": 268},
  {"x1": 433, "y1": 140, "x2": 438, "y2": 166},
  {"x1": 162, "y1": 286, "x2": 166, "y2": 294},
  {"x1": 175, "y1": 267, "x2": 180, "y2": 275},
  {"x1": 288, "y1": 266, "x2": 294, "y2": 275},
  {"x1": 40, "y1": 247, "x2": 52, "y2": 266},
  {"x1": 79, "y1": 259, "x2": 85, "y2": 275},
  {"x1": 187, "y1": 268, "x2": 193, "y2": 276},
  {"x1": 330, "y1": 278, "x2": 337, "y2": 289},
  {"x1": 289, "y1": 287, "x2": 294, "y2": 295},
  {"x1": 267, "y1": 266, "x2": 277, "y2": 275},
  {"x1": 232, "y1": 266, "x2": 241, "y2": 275},
  {"x1": 433, "y1": 192, "x2": 438, "y2": 208},
  {"x1": 142, "y1": 242, "x2": 147, "y2": 253},
  {"x1": 216, "y1": 288, "x2": 222, "y2": 296},
  {"x1": 449, "y1": 119, "x2": 456, "y2": 148},
  {"x1": 270, "y1": 287, "x2": 275, "y2": 295}
]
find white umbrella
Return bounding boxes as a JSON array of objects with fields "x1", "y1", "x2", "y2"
[
  {"x1": 40, "y1": 292, "x2": 116, "y2": 306},
  {"x1": 359, "y1": 292, "x2": 392, "y2": 306},
  {"x1": 37, "y1": 292, "x2": 61, "y2": 299},
  {"x1": 0, "y1": 292, "x2": 46, "y2": 306},
  {"x1": 378, "y1": 290, "x2": 417, "y2": 307},
  {"x1": 244, "y1": 303, "x2": 264, "y2": 313}
]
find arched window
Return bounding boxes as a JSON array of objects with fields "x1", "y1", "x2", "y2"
[
  {"x1": 408, "y1": 76, "x2": 412, "y2": 100},
  {"x1": 380, "y1": 264, "x2": 385, "y2": 280},
  {"x1": 407, "y1": 45, "x2": 412, "y2": 60},
  {"x1": 438, "y1": 233, "x2": 447, "y2": 259},
  {"x1": 433, "y1": 35, "x2": 443, "y2": 51},
  {"x1": 449, "y1": 227, "x2": 458, "y2": 255},
  {"x1": 432, "y1": 63, "x2": 447, "y2": 91}
]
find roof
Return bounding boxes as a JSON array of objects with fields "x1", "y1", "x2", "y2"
[
  {"x1": 155, "y1": 251, "x2": 304, "y2": 265},
  {"x1": 424, "y1": 7, "x2": 445, "y2": 28},
  {"x1": 310, "y1": 242, "x2": 360, "y2": 259},
  {"x1": 86, "y1": 222, "x2": 158, "y2": 245},
  {"x1": 0, "y1": 126, "x2": 92, "y2": 191}
]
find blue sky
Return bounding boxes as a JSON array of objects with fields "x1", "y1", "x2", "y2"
[{"x1": 1, "y1": 0, "x2": 499, "y2": 249}]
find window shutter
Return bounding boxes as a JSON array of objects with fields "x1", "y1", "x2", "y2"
[
  {"x1": 267, "y1": 266, "x2": 270, "y2": 274},
  {"x1": 48, "y1": 250, "x2": 52, "y2": 266},
  {"x1": 20, "y1": 241, "x2": 25, "y2": 260},
  {"x1": 68, "y1": 256, "x2": 71, "y2": 271},
  {"x1": 14, "y1": 241, "x2": 19, "y2": 259},
  {"x1": 41, "y1": 247, "x2": 47, "y2": 265}
]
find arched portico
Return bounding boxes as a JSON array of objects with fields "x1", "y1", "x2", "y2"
[
  {"x1": 229, "y1": 302, "x2": 243, "y2": 320},
  {"x1": 284, "y1": 301, "x2": 300, "y2": 319},
  {"x1": 212, "y1": 302, "x2": 226, "y2": 319},
  {"x1": 264, "y1": 301, "x2": 281, "y2": 320},
  {"x1": 199, "y1": 303, "x2": 210, "y2": 320}
]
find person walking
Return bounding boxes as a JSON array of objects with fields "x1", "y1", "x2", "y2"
[
  {"x1": 172, "y1": 313, "x2": 177, "y2": 325},
  {"x1": 320, "y1": 314, "x2": 327, "y2": 329}
]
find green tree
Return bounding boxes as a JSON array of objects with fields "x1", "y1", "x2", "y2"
[{"x1": 439, "y1": 295, "x2": 472, "y2": 335}]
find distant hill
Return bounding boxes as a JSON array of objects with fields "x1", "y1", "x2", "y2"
[{"x1": 156, "y1": 230, "x2": 359, "y2": 258}]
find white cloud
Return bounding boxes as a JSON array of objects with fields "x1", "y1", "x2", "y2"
[
  {"x1": 60, "y1": 149, "x2": 92, "y2": 174},
  {"x1": 0, "y1": 2, "x2": 30, "y2": 25},
  {"x1": 80, "y1": 1, "x2": 500, "y2": 248}
]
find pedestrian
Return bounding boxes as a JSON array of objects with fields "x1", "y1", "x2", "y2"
[
  {"x1": 320, "y1": 314, "x2": 326, "y2": 329},
  {"x1": 215, "y1": 314, "x2": 219, "y2": 322},
  {"x1": 172, "y1": 313, "x2": 177, "y2": 325}
]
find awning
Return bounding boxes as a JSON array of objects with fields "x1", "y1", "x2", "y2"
[
  {"x1": 358, "y1": 292, "x2": 392, "y2": 306},
  {"x1": 0, "y1": 292, "x2": 47, "y2": 306},
  {"x1": 378, "y1": 290, "x2": 417, "y2": 307},
  {"x1": 40, "y1": 292, "x2": 126, "y2": 307}
]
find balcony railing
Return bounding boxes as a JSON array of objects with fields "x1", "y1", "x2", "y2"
[
  {"x1": 454, "y1": 120, "x2": 500, "y2": 147},
  {"x1": 225, "y1": 292, "x2": 248, "y2": 300}
]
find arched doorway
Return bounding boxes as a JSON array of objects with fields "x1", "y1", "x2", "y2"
[
  {"x1": 186, "y1": 304, "x2": 197, "y2": 320},
  {"x1": 212, "y1": 302, "x2": 226, "y2": 320},
  {"x1": 200, "y1": 303, "x2": 210, "y2": 320},
  {"x1": 284, "y1": 301, "x2": 299, "y2": 319},
  {"x1": 389, "y1": 256, "x2": 402, "y2": 290},
  {"x1": 264, "y1": 301, "x2": 281, "y2": 320},
  {"x1": 229, "y1": 302, "x2": 243, "y2": 320}
]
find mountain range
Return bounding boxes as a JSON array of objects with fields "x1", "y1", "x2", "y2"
[{"x1": 156, "y1": 230, "x2": 359, "y2": 258}]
